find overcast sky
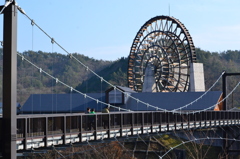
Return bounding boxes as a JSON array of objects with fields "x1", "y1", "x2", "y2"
[{"x1": 0, "y1": 0, "x2": 240, "y2": 60}]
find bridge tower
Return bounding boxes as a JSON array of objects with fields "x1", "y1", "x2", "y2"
[{"x1": 1, "y1": 1, "x2": 18, "y2": 158}]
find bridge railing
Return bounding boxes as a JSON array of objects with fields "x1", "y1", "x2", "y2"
[{"x1": 1, "y1": 110, "x2": 240, "y2": 151}]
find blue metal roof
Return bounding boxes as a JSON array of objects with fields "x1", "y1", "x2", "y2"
[
  {"x1": 20, "y1": 93, "x2": 106, "y2": 113},
  {"x1": 120, "y1": 91, "x2": 222, "y2": 111},
  {"x1": 20, "y1": 91, "x2": 222, "y2": 113}
]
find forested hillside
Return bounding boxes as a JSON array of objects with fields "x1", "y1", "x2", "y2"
[
  {"x1": 75, "y1": 57, "x2": 128, "y2": 93},
  {"x1": 196, "y1": 49, "x2": 240, "y2": 108},
  {"x1": 196, "y1": 48, "x2": 240, "y2": 90},
  {"x1": 0, "y1": 49, "x2": 113, "y2": 105},
  {"x1": 0, "y1": 48, "x2": 239, "y2": 106}
]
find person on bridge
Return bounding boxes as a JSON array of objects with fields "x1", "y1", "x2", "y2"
[
  {"x1": 85, "y1": 107, "x2": 91, "y2": 130},
  {"x1": 89, "y1": 108, "x2": 96, "y2": 130},
  {"x1": 85, "y1": 107, "x2": 91, "y2": 114},
  {"x1": 102, "y1": 106, "x2": 110, "y2": 129}
]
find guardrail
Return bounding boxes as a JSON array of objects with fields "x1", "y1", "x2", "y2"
[{"x1": 0, "y1": 111, "x2": 240, "y2": 151}]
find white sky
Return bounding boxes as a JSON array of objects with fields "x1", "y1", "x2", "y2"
[{"x1": 0, "y1": 0, "x2": 240, "y2": 60}]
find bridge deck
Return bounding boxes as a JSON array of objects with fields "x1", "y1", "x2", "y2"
[{"x1": 0, "y1": 111, "x2": 239, "y2": 151}]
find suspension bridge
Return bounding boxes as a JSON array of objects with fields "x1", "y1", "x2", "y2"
[{"x1": 0, "y1": 1, "x2": 240, "y2": 159}]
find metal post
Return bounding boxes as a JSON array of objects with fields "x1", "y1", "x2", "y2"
[
  {"x1": 151, "y1": 112, "x2": 153, "y2": 133},
  {"x1": 204, "y1": 112, "x2": 207, "y2": 127},
  {"x1": 131, "y1": 113, "x2": 134, "y2": 135},
  {"x1": 63, "y1": 116, "x2": 66, "y2": 145},
  {"x1": 200, "y1": 112, "x2": 202, "y2": 128},
  {"x1": 167, "y1": 112, "x2": 170, "y2": 131},
  {"x1": 79, "y1": 116, "x2": 82, "y2": 142},
  {"x1": 214, "y1": 111, "x2": 216, "y2": 126},
  {"x1": 23, "y1": 118, "x2": 27, "y2": 150},
  {"x1": 120, "y1": 113, "x2": 123, "y2": 137},
  {"x1": 107, "y1": 114, "x2": 110, "y2": 138},
  {"x1": 194, "y1": 113, "x2": 196, "y2": 128},
  {"x1": 222, "y1": 72, "x2": 240, "y2": 111},
  {"x1": 159, "y1": 112, "x2": 162, "y2": 132},
  {"x1": 222, "y1": 72, "x2": 227, "y2": 110},
  {"x1": 175, "y1": 113, "x2": 178, "y2": 130},
  {"x1": 181, "y1": 114, "x2": 183, "y2": 130},
  {"x1": 141, "y1": 113, "x2": 144, "y2": 134},
  {"x1": 44, "y1": 117, "x2": 48, "y2": 147},
  {"x1": 2, "y1": 1, "x2": 17, "y2": 158},
  {"x1": 94, "y1": 115, "x2": 97, "y2": 140}
]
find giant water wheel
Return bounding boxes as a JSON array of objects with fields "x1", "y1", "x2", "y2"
[{"x1": 128, "y1": 16, "x2": 197, "y2": 92}]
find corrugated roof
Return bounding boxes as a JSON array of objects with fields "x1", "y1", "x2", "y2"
[
  {"x1": 20, "y1": 91, "x2": 222, "y2": 113},
  {"x1": 20, "y1": 93, "x2": 106, "y2": 113},
  {"x1": 120, "y1": 91, "x2": 222, "y2": 111}
]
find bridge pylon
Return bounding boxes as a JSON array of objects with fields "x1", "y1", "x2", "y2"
[{"x1": 1, "y1": 1, "x2": 18, "y2": 159}]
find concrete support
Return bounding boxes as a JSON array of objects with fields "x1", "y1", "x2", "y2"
[{"x1": 189, "y1": 63, "x2": 205, "y2": 92}]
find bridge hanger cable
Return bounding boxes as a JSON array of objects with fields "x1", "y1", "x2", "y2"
[{"x1": 17, "y1": 52, "x2": 131, "y2": 112}]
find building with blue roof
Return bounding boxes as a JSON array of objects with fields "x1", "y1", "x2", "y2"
[
  {"x1": 20, "y1": 93, "x2": 106, "y2": 114},
  {"x1": 19, "y1": 86, "x2": 223, "y2": 114},
  {"x1": 119, "y1": 91, "x2": 222, "y2": 111}
]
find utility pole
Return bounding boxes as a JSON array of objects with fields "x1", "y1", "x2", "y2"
[{"x1": 1, "y1": 1, "x2": 17, "y2": 158}]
